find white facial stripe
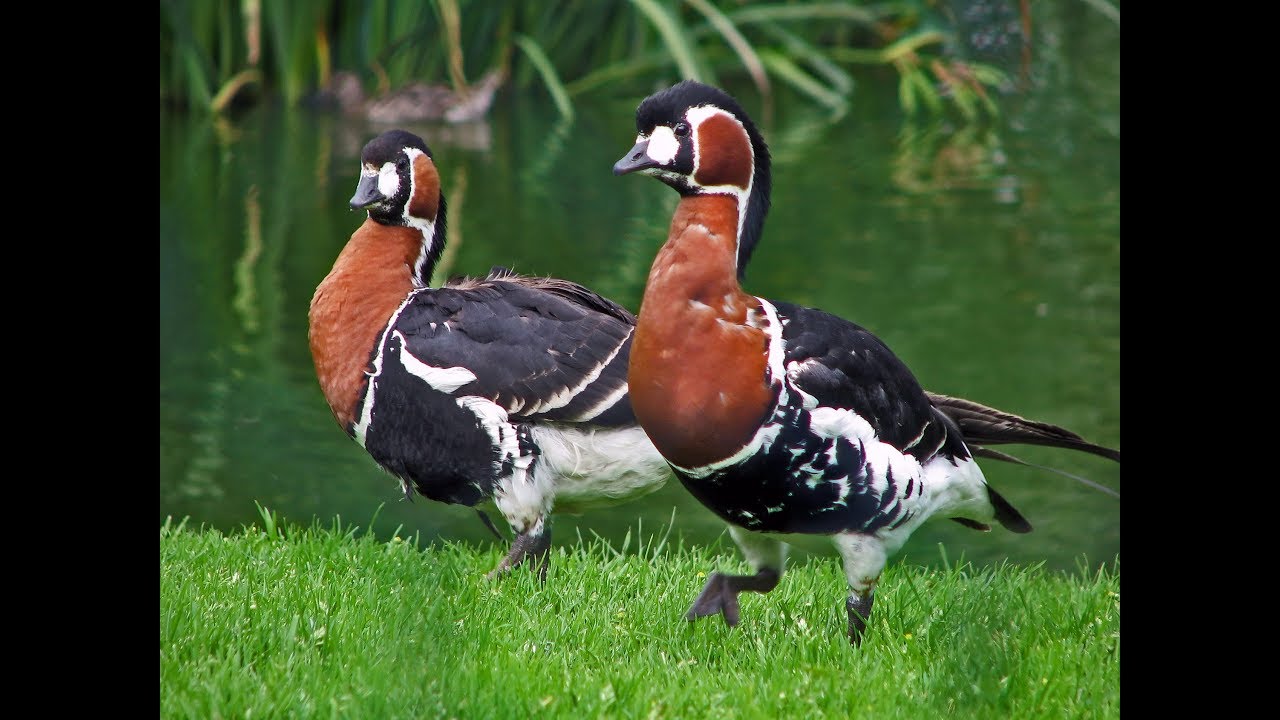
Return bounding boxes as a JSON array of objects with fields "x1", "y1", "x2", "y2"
[
  {"x1": 685, "y1": 105, "x2": 754, "y2": 256},
  {"x1": 386, "y1": 146, "x2": 438, "y2": 278},
  {"x1": 686, "y1": 105, "x2": 752, "y2": 193},
  {"x1": 377, "y1": 162, "x2": 399, "y2": 198},
  {"x1": 646, "y1": 126, "x2": 680, "y2": 165},
  {"x1": 686, "y1": 105, "x2": 721, "y2": 128}
]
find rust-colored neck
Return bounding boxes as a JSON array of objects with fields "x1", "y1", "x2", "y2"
[
  {"x1": 629, "y1": 194, "x2": 773, "y2": 468},
  {"x1": 308, "y1": 220, "x2": 422, "y2": 431}
]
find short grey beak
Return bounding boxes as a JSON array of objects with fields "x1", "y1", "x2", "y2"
[
  {"x1": 349, "y1": 175, "x2": 385, "y2": 210},
  {"x1": 613, "y1": 140, "x2": 656, "y2": 175}
]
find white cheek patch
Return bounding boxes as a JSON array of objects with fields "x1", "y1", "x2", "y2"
[
  {"x1": 646, "y1": 126, "x2": 680, "y2": 165},
  {"x1": 377, "y1": 162, "x2": 400, "y2": 198}
]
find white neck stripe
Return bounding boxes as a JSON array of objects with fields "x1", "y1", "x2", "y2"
[{"x1": 687, "y1": 106, "x2": 753, "y2": 266}]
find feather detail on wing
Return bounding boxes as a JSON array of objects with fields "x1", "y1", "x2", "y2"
[
  {"x1": 392, "y1": 273, "x2": 638, "y2": 425},
  {"x1": 772, "y1": 300, "x2": 959, "y2": 461}
]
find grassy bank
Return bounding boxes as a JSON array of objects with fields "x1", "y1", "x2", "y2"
[{"x1": 160, "y1": 513, "x2": 1119, "y2": 719}]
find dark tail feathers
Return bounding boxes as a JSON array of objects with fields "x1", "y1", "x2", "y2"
[
  {"x1": 986, "y1": 484, "x2": 1033, "y2": 533},
  {"x1": 928, "y1": 391, "x2": 1118, "y2": 533},
  {"x1": 927, "y1": 391, "x2": 1120, "y2": 463}
]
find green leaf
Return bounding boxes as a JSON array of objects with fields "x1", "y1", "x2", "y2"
[
  {"x1": 939, "y1": 72, "x2": 977, "y2": 121},
  {"x1": 760, "y1": 50, "x2": 846, "y2": 113},
  {"x1": 908, "y1": 68, "x2": 942, "y2": 114},
  {"x1": 513, "y1": 34, "x2": 575, "y2": 121},
  {"x1": 630, "y1": 0, "x2": 707, "y2": 82},
  {"x1": 899, "y1": 71, "x2": 917, "y2": 116},
  {"x1": 726, "y1": 2, "x2": 882, "y2": 27},
  {"x1": 684, "y1": 0, "x2": 769, "y2": 97},
  {"x1": 758, "y1": 24, "x2": 853, "y2": 95}
]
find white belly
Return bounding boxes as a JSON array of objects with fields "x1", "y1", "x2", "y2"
[{"x1": 530, "y1": 424, "x2": 673, "y2": 513}]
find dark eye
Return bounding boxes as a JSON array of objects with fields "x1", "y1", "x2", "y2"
[
  {"x1": 673, "y1": 122, "x2": 690, "y2": 137},
  {"x1": 397, "y1": 156, "x2": 409, "y2": 169}
]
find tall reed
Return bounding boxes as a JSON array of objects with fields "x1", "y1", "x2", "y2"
[{"x1": 160, "y1": 0, "x2": 1064, "y2": 121}]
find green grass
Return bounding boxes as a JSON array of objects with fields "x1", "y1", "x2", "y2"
[{"x1": 160, "y1": 513, "x2": 1119, "y2": 719}]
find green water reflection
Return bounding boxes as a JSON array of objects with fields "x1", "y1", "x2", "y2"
[{"x1": 160, "y1": 39, "x2": 1118, "y2": 572}]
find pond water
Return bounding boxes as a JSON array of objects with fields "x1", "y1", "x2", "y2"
[{"x1": 160, "y1": 17, "x2": 1118, "y2": 573}]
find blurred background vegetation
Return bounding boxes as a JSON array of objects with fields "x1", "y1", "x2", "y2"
[{"x1": 159, "y1": 0, "x2": 1118, "y2": 124}]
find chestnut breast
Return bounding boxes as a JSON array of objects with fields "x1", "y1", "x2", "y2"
[
  {"x1": 308, "y1": 221, "x2": 422, "y2": 431},
  {"x1": 630, "y1": 195, "x2": 774, "y2": 469}
]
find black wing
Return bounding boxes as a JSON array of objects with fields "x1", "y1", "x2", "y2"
[
  {"x1": 391, "y1": 274, "x2": 638, "y2": 426},
  {"x1": 771, "y1": 299, "x2": 968, "y2": 463}
]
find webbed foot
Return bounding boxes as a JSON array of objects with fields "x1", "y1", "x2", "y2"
[
  {"x1": 485, "y1": 526, "x2": 551, "y2": 582},
  {"x1": 686, "y1": 568, "x2": 780, "y2": 627}
]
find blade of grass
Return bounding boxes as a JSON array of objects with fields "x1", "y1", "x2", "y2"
[
  {"x1": 1079, "y1": 0, "x2": 1120, "y2": 26},
  {"x1": 563, "y1": 51, "x2": 672, "y2": 97},
  {"x1": 630, "y1": 0, "x2": 707, "y2": 82},
  {"x1": 899, "y1": 68, "x2": 918, "y2": 115},
  {"x1": 930, "y1": 59, "x2": 976, "y2": 121},
  {"x1": 211, "y1": 69, "x2": 262, "y2": 114},
  {"x1": 181, "y1": 50, "x2": 215, "y2": 109},
  {"x1": 970, "y1": 62, "x2": 1012, "y2": 95},
  {"x1": 726, "y1": 2, "x2": 883, "y2": 26},
  {"x1": 830, "y1": 30, "x2": 948, "y2": 66},
  {"x1": 255, "y1": 501, "x2": 279, "y2": 541},
  {"x1": 759, "y1": 49, "x2": 847, "y2": 114},
  {"x1": 907, "y1": 66, "x2": 943, "y2": 114},
  {"x1": 758, "y1": 24, "x2": 854, "y2": 95},
  {"x1": 437, "y1": 0, "x2": 468, "y2": 91},
  {"x1": 683, "y1": 0, "x2": 769, "y2": 99},
  {"x1": 512, "y1": 34, "x2": 575, "y2": 121}
]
